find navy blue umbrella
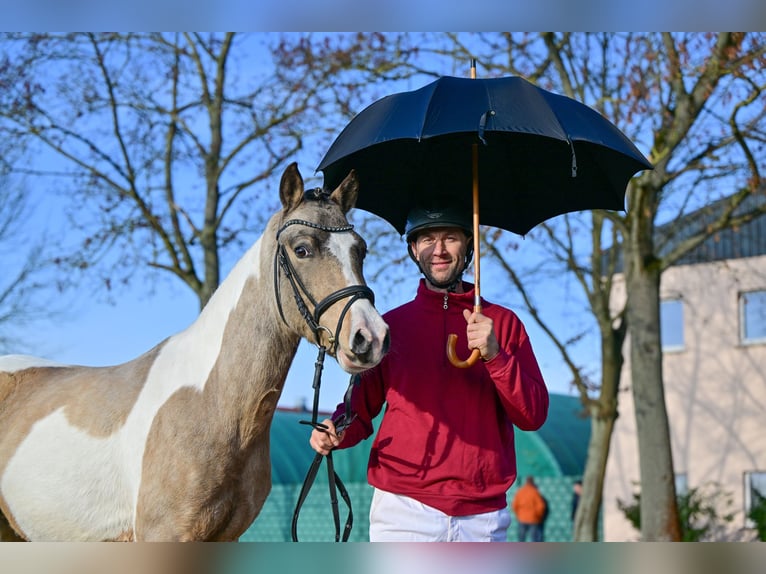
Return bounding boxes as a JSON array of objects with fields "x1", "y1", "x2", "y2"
[
  {"x1": 319, "y1": 74, "x2": 651, "y2": 236},
  {"x1": 318, "y1": 72, "x2": 652, "y2": 366}
]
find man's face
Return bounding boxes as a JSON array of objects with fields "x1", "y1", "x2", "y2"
[{"x1": 410, "y1": 227, "x2": 468, "y2": 288}]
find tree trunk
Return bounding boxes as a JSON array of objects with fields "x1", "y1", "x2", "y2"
[
  {"x1": 625, "y1": 242, "x2": 682, "y2": 541},
  {"x1": 574, "y1": 411, "x2": 616, "y2": 541},
  {"x1": 573, "y1": 323, "x2": 623, "y2": 541}
]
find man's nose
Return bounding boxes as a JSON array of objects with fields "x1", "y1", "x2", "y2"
[{"x1": 432, "y1": 240, "x2": 448, "y2": 255}]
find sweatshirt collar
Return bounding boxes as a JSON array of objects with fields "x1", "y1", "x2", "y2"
[{"x1": 416, "y1": 279, "x2": 477, "y2": 307}]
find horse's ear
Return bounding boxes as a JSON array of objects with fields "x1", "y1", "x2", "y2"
[
  {"x1": 279, "y1": 162, "x2": 304, "y2": 212},
  {"x1": 329, "y1": 169, "x2": 359, "y2": 214}
]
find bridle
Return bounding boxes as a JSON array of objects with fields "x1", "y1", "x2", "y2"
[{"x1": 273, "y1": 189, "x2": 374, "y2": 542}]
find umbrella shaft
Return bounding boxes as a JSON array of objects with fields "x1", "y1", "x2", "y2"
[{"x1": 472, "y1": 143, "x2": 481, "y2": 306}]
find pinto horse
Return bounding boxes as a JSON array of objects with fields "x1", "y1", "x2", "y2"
[{"x1": 0, "y1": 163, "x2": 389, "y2": 541}]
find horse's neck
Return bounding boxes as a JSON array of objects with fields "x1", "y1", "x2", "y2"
[{"x1": 161, "y1": 229, "x2": 299, "y2": 405}]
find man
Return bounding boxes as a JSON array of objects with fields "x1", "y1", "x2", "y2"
[
  {"x1": 511, "y1": 476, "x2": 547, "y2": 542},
  {"x1": 310, "y1": 203, "x2": 549, "y2": 542}
]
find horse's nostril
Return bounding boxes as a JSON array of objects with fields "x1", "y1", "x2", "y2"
[
  {"x1": 352, "y1": 330, "x2": 372, "y2": 356},
  {"x1": 382, "y1": 331, "x2": 390, "y2": 355}
]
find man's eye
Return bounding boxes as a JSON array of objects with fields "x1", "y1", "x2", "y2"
[{"x1": 294, "y1": 245, "x2": 312, "y2": 258}]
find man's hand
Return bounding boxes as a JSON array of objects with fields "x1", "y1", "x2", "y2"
[
  {"x1": 309, "y1": 418, "x2": 344, "y2": 455},
  {"x1": 463, "y1": 308, "x2": 500, "y2": 361}
]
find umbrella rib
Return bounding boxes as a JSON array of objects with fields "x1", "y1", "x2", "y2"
[{"x1": 421, "y1": 86, "x2": 439, "y2": 141}]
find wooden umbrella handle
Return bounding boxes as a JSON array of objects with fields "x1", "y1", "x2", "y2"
[
  {"x1": 446, "y1": 334, "x2": 481, "y2": 368},
  {"x1": 447, "y1": 303, "x2": 482, "y2": 368}
]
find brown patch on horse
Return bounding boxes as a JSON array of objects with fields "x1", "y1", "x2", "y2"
[{"x1": 135, "y1": 388, "x2": 281, "y2": 541}]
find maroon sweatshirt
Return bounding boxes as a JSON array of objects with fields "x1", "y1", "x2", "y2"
[{"x1": 332, "y1": 279, "x2": 549, "y2": 516}]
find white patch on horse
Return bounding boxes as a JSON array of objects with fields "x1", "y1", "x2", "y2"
[
  {"x1": 327, "y1": 233, "x2": 388, "y2": 370},
  {"x1": 2, "y1": 409, "x2": 131, "y2": 540}
]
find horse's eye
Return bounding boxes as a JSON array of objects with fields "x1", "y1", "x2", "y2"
[{"x1": 294, "y1": 245, "x2": 312, "y2": 259}]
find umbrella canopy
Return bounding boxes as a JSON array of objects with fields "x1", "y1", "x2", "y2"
[
  {"x1": 319, "y1": 73, "x2": 652, "y2": 368},
  {"x1": 318, "y1": 75, "x2": 653, "y2": 237}
]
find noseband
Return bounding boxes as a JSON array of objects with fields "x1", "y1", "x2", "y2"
[{"x1": 273, "y1": 191, "x2": 375, "y2": 542}]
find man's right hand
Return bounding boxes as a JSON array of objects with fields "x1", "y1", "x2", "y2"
[{"x1": 309, "y1": 418, "x2": 344, "y2": 455}]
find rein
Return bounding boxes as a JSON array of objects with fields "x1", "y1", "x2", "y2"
[
  {"x1": 291, "y1": 373, "x2": 359, "y2": 543},
  {"x1": 272, "y1": 193, "x2": 373, "y2": 542}
]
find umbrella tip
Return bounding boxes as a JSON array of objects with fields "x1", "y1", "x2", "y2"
[{"x1": 470, "y1": 59, "x2": 477, "y2": 79}]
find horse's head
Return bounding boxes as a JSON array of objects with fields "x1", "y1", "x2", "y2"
[{"x1": 273, "y1": 163, "x2": 389, "y2": 373}]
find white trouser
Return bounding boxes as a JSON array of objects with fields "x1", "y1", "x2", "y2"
[{"x1": 368, "y1": 487, "x2": 510, "y2": 542}]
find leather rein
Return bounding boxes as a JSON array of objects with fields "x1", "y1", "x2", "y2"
[{"x1": 272, "y1": 191, "x2": 373, "y2": 542}]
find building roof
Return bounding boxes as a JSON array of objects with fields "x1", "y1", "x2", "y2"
[
  {"x1": 607, "y1": 191, "x2": 766, "y2": 272},
  {"x1": 658, "y1": 191, "x2": 766, "y2": 266},
  {"x1": 269, "y1": 392, "x2": 590, "y2": 485}
]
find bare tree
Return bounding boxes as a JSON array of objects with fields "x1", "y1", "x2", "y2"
[{"x1": 0, "y1": 33, "x2": 370, "y2": 310}]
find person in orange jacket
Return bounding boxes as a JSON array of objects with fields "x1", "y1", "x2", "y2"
[{"x1": 511, "y1": 476, "x2": 547, "y2": 541}]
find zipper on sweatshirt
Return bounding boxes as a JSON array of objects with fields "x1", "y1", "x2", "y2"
[{"x1": 442, "y1": 293, "x2": 450, "y2": 366}]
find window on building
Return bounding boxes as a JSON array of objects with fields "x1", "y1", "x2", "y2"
[
  {"x1": 661, "y1": 298, "x2": 684, "y2": 351},
  {"x1": 744, "y1": 471, "x2": 766, "y2": 528},
  {"x1": 740, "y1": 290, "x2": 766, "y2": 344}
]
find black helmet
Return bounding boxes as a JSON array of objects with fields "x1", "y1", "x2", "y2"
[{"x1": 404, "y1": 205, "x2": 473, "y2": 243}]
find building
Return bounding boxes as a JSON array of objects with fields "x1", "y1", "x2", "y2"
[
  {"x1": 604, "y1": 195, "x2": 766, "y2": 541},
  {"x1": 241, "y1": 392, "x2": 590, "y2": 542}
]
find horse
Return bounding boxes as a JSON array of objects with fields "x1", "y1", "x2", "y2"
[{"x1": 0, "y1": 163, "x2": 389, "y2": 541}]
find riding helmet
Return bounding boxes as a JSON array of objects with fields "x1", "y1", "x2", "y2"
[{"x1": 404, "y1": 205, "x2": 473, "y2": 243}]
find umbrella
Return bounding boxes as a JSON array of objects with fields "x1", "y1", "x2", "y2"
[{"x1": 318, "y1": 68, "x2": 652, "y2": 367}]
